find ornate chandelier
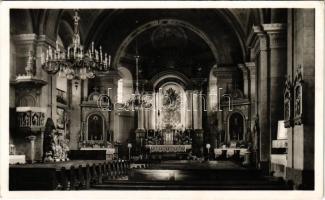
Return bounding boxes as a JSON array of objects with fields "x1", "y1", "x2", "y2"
[{"x1": 41, "y1": 10, "x2": 111, "y2": 80}]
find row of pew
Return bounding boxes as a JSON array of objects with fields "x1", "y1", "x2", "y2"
[
  {"x1": 56, "y1": 160, "x2": 131, "y2": 190},
  {"x1": 9, "y1": 160, "x2": 130, "y2": 190}
]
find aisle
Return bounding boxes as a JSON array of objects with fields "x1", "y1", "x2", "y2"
[{"x1": 92, "y1": 160, "x2": 292, "y2": 190}]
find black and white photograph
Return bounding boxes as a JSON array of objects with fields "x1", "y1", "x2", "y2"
[{"x1": 0, "y1": 1, "x2": 324, "y2": 200}]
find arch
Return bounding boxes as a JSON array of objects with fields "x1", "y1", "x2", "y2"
[
  {"x1": 226, "y1": 110, "x2": 247, "y2": 144},
  {"x1": 215, "y1": 9, "x2": 247, "y2": 61},
  {"x1": 158, "y1": 82, "x2": 186, "y2": 130},
  {"x1": 39, "y1": 9, "x2": 62, "y2": 41},
  {"x1": 86, "y1": 112, "x2": 106, "y2": 141},
  {"x1": 151, "y1": 70, "x2": 191, "y2": 91},
  {"x1": 10, "y1": 10, "x2": 34, "y2": 34},
  {"x1": 113, "y1": 19, "x2": 219, "y2": 69}
]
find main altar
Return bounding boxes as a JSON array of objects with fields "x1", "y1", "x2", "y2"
[{"x1": 133, "y1": 82, "x2": 203, "y2": 159}]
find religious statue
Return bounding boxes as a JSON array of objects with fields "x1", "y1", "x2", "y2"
[
  {"x1": 43, "y1": 118, "x2": 70, "y2": 162},
  {"x1": 253, "y1": 115, "x2": 260, "y2": 150}
]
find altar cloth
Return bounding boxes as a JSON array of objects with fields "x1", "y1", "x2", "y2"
[{"x1": 145, "y1": 145, "x2": 191, "y2": 153}]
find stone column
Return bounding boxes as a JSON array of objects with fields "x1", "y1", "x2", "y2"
[
  {"x1": 246, "y1": 62, "x2": 257, "y2": 129},
  {"x1": 185, "y1": 90, "x2": 193, "y2": 129},
  {"x1": 192, "y1": 87, "x2": 204, "y2": 157},
  {"x1": 193, "y1": 90, "x2": 199, "y2": 129},
  {"x1": 197, "y1": 90, "x2": 203, "y2": 129},
  {"x1": 36, "y1": 35, "x2": 57, "y2": 120},
  {"x1": 285, "y1": 9, "x2": 315, "y2": 189},
  {"x1": 70, "y1": 79, "x2": 81, "y2": 150},
  {"x1": 137, "y1": 107, "x2": 144, "y2": 130},
  {"x1": 263, "y1": 23, "x2": 287, "y2": 141},
  {"x1": 97, "y1": 71, "x2": 120, "y2": 143},
  {"x1": 82, "y1": 79, "x2": 88, "y2": 101},
  {"x1": 26, "y1": 135, "x2": 36, "y2": 163},
  {"x1": 238, "y1": 64, "x2": 249, "y2": 98},
  {"x1": 253, "y1": 25, "x2": 270, "y2": 173}
]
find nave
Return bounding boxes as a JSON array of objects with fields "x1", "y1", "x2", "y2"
[{"x1": 8, "y1": 8, "x2": 316, "y2": 191}]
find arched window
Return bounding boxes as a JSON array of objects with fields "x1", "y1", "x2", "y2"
[{"x1": 87, "y1": 114, "x2": 104, "y2": 140}]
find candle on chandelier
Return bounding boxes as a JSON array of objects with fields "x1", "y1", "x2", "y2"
[
  {"x1": 104, "y1": 53, "x2": 108, "y2": 69},
  {"x1": 95, "y1": 50, "x2": 99, "y2": 61},
  {"x1": 49, "y1": 46, "x2": 53, "y2": 60},
  {"x1": 108, "y1": 55, "x2": 111, "y2": 68},
  {"x1": 41, "y1": 52, "x2": 45, "y2": 64},
  {"x1": 46, "y1": 50, "x2": 49, "y2": 61},
  {"x1": 92, "y1": 42, "x2": 94, "y2": 54},
  {"x1": 99, "y1": 46, "x2": 103, "y2": 62}
]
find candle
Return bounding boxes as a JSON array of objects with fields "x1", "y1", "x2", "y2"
[
  {"x1": 92, "y1": 42, "x2": 94, "y2": 53},
  {"x1": 99, "y1": 46, "x2": 102, "y2": 62},
  {"x1": 104, "y1": 53, "x2": 108, "y2": 69},
  {"x1": 108, "y1": 55, "x2": 111, "y2": 68},
  {"x1": 41, "y1": 52, "x2": 44, "y2": 64},
  {"x1": 49, "y1": 46, "x2": 52, "y2": 59}
]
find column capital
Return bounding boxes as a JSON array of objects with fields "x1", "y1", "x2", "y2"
[
  {"x1": 245, "y1": 62, "x2": 257, "y2": 77},
  {"x1": 213, "y1": 66, "x2": 238, "y2": 79},
  {"x1": 262, "y1": 23, "x2": 286, "y2": 32},
  {"x1": 37, "y1": 34, "x2": 57, "y2": 48},
  {"x1": 263, "y1": 23, "x2": 287, "y2": 49},
  {"x1": 26, "y1": 135, "x2": 37, "y2": 141},
  {"x1": 238, "y1": 64, "x2": 249, "y2": 73},
  {"x1": 12, "y1": 34, "x2": 38, "y2": 44}
]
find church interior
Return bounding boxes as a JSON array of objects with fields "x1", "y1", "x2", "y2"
[{"x1": 8, "y1": 8, "x2": 315, "y2": 191}]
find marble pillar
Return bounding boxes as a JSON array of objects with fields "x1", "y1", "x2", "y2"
[
  {"x1": 26, "y1": 135, "x2": 36, "y2": 163},
  {"x1": 250, "y1": 25, "x2": 270, "y2": 173},
  {"x1": 185, "y1": 90, "x2": 193, "y2": 129},
  {"x1": 193, "y1": 90, "x2": 199, "y2": 129},
  {"x1": 36, "y1": 35, "x2": 57, "y2": 120},
  {"x1": 246, "y1": 62, "x2": 257, "y2": 130},
  {"x1": 263, "y1": 23, "x2": 287, "y2": 141}
]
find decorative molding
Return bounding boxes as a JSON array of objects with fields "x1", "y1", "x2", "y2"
[
  {"x1": 12, "y1": 34, "x2": 38, "y2": 45},
  {"x1": 293, "y1": 65, "x2": 303, "y2": 125},
  {"x1": 37, "y1": 35, "x2": 57, "y2": 48},
  {"x1": 213, "y1": 66, "x2": 239, "y2": 78},
  {"x1": 245, "y1": 62, "x2": 256, "y2": 77},
  {"x1": 268, "y1": 32, "x2": 286, "y2": 49},
  {"x1": 262, "y1": 23, "x2": 286, "y2": 32},
  {"x1": 283, "y1": 76, "x2": 293, "y2": 128}
]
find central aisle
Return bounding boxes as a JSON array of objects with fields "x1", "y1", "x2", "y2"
[{"x1": 92, "y1": 160, "x2": 291, "y2": 190}]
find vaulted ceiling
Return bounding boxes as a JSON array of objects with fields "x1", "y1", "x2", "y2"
[{"x1": 10, "y1": 8, "x2": 281, "y2": 80}]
